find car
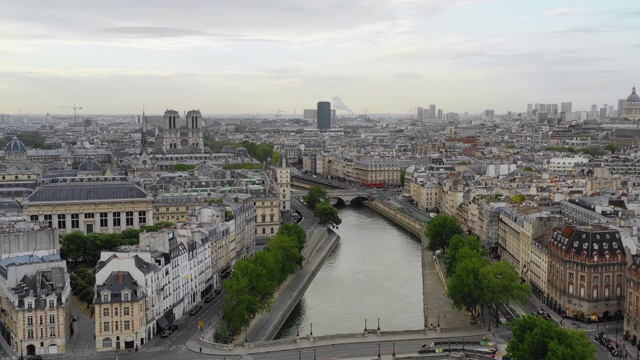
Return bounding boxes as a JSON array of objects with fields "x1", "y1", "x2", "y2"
[
  {"x1": 170, "y1": 324, "x2": 179, "y2": 331},
  {"x1": 161, "y1": 330, "x2": 171, "y2": 338},
  {"x1": 213, "y1": 289, "x2": 222, "y2": 298},
  {"x1": 26, "y1": 356, "x2": 43, "y2": 360},
  {"x1": 189, "y1": 309, "x2": 198, "y2": 316},
  {"x1": 204, "y1": 295, "x2": 213, "y2": 303}
]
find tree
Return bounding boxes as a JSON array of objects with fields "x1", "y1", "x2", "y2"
[
  {"x1": 523, "y1": 166, "x2": 534, "y2": 172},
  {"x1": 510, "y1": 194, "x2": 527, "y2": 204},
  {"x1": 279, "y1": 223, "x2": 307, "y2": 251},
  {"x1": 400, "y1": 168, "x2": 406, "y2": 187},
  {"x1": 604, "y1": 144, "x2": 618, "y2": 153},
  {"x1": 314, "y1": 202, "x2": 342, "y2": 228},
  {"x1": 446, "y1": 250, "x2": 488, "y2": 323},
  {"x1": 480, "y1": 261, "x2": 531, "y2": 326},
  {"x1": 271, "y1": 151, "x2": 282, "y2": 166},
  {"x1": 443, "y1": 235, "x2": 485, "y2": 277},
  {"x1": 304, "y1": 186, "x2": 328, "y2": 210},
  {"x1": 424, "y1": 214, "x2": 464, "y2": 252},
  {"x1": 507, "y1": 315, "x2": 596, "y2": 360}
]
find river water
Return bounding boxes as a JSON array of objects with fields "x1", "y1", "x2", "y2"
[{"x1": 276, "y1": 204, "x2": 424, "y2": 338}]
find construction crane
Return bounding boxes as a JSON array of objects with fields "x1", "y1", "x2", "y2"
[
  {"x1": 269, "y1": 109, "x2": 284, "y2": 119},
  {"x1": 60, "y1": 104, "x2": 83, "y2": 125}
]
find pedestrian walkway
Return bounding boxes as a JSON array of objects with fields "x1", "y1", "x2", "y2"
[
  {"x1": 63, "y1": 296, "x2": 96, "y2": 357},
  {"x1": 142, "y1": 344, "x2": 185, "y2": 352}
]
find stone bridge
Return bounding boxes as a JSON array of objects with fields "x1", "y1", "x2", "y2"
[{"x1": 326, "y1": 189, "x2": 371, "y2": 205}]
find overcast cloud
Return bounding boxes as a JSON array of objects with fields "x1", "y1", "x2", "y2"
[{"x1": 0, "y1": 0, "x2": 639, "y2": 115}]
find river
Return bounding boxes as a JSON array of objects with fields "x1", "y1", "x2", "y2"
[{"x1": 276, "y1": 204, "x2": 424, "y2": 338}]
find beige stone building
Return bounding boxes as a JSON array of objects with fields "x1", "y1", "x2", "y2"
[
  {"x1": 21, "y1": 179, "x2": 154, "y2": 234},
  {"x1": 0, "y1": 254, "x2": 71, "y2": 357},
  {"x1": 255, "y1": 196, "x2": 281, "y2": 240},
  {"x1": 624, "y1": 257, "x2": 640, "y2": 344},
  {"x1": 548, "y1": 226, "x2": 627, "y2": 323},
  {"x1": 352, "y1": 158, "x2": 401, "y2": 186},
  {"x1": 94, "y1": 271, "x2": 146, "y2": 352}
]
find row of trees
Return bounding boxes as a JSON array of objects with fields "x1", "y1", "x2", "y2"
[
  {"x1": 0, "y1": 131, "x2": 60, "y2": 149},
  {"x1": 70, "y1": 267, "x2": 96, "y2": 305},
  {"x1": 304, "y1": 186, "x2": 342, "y2": 228},
  {"x1": 425, "y1": 215, "x2": 529, "y2": 325},
  {"x1": 60, "y1": 221, "x2": 173, "y2": 265},
  {"x1": 216, "y1": 224, "x2": 307, "y2": 343},
  {"x1": 202, "y1": 139, "x2": 281, "y2": 165}
]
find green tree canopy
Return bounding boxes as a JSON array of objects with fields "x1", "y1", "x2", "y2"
[
  {"x1": 400, "y1": 168, "x2": 406, "y2": 187},
  {"x1": 446, "y1": 249, "x2": 489, "y2": 323},
  {"x1": 443, "y1": 234, "x2": 485, "y2": 277},
  {"x1": 604, "y1": 144, "x2": 617, "y2": 153},
  {"x1": 271, "y1": 151, "x2": 282, "y2": 166},
  {"x1": 424, "y1": 214, "x2": 464, "y2": 252},
  {"x1": 507, "y1": 315, "x2": 596, "y2": 360},
  {"x1": 304, "y1": 186, "x2": 328, "y2": 210},
  {"x1": 314, "y1": 202, "x2": 342, "y2": 228},
  {"x1": 510, "y1": 194, "x2": 527, "y2": 204},
  {"x1": 481, "y1": 261, "x2": 531, "y2": 325},
  {"x1": 279, "y1": 223, "x2": 307, "y2": 251}
]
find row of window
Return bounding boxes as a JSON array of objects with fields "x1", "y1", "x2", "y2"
[
  {"x1": 102, "y1": 320, "x2": 132, "y2": 332},
  {"x1": 26, "y1": 327, "x2": 56, "y2": 339},
  {"x1": 31, "y1": 211, "x2": 147, "y2": 228},
  {"x1": 102, "y1": 306, "x2": 131, "y2": 316},
  {"x1": 26, "y1": 299, "x2": 56, "y2": 310},
  {"x1": 26, "y1": 314, "x2": 55, "y2": 326}
]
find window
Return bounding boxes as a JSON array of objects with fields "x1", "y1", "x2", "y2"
[
  {"x1": 84, "y1": 213, "x2": 94, "y2": 219},
  {"x1": 49, "y1": 299, "x2": 55, "y2": 308},
  {"x1": 27, "y1": 329, "x2": 34, "y2": 339},
  {"x1": 123, "y1": 293, "x2": 129, "y2": 301},
  {"x1": 103, "y1": 337, "x2": 112, "y2": 348},
  {"x1": 115, "y1": 321, "x2": 119, "y2": 331},
  {"x1": 44, "y1": 214, "x2": 52, "y2": 226},
  {"x1": 57, "y1": 214, "x2": 66, "y2": 229},
  {"x1": 124, "y1": 320, "x2": 130, "y2": 330},
  {"x1": 71, "y1": 213, "x2": 79, "y2": 229},
  {"x1": 126, "y1": 211, "x2": 134, "y2": 226},
  {"x1": 113, "y1": 212, "x2": 121, "y2": 227},
  {"x1": 40, "y1": 328, "x2": 44, "y2": 339},
  {"x1": 30, "y1": 215, "x2": 39, "y2": 222},
  {"x1": 103, "y1": 322, "x2": 110, "y2": 332},
  {"x1": 50, "y1": 326, "x2": 56, "y2": 337},
  {"x1": 49, "y1": 314, "x2": 55, "y2": 324},
  {"x1": 103, "y1": 308, "x2": 109, "y2": 317},
  {"x1": 102, "y1": 294, "x2": 109, "y2": 302},
  {"x1": 138, "y1": 211, "x2": 147, "y2": 224},
  {"x1": 27, "y1": 302, "x2": 33, "y2": 310},
  {"x1": 100, "y1": 212, "x2": 108, "y2": 228},
  {"x1": 27, "y1": 316, "x2": 33, "y2": 326},
  {"x1": 123, "y1": 307, "x2": 130, "y2": 316},
  {"x1": 114, "y1": 307, "x2": 118, "y2": 316}
]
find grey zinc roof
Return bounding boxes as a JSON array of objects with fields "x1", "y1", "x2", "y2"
[{"x1": 26, "y1": 182, "x2": 149, "y2": 202}]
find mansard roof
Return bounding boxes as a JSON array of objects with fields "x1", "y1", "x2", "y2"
[{"x1": 26, "y1": 182, "x2": 149, "y2": 203}]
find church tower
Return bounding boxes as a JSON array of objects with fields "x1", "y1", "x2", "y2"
[
  {"x1": 185, "y1": 109, "x2": 204, "y2": 150},
  {"x1": 275, "y1": 153, "x2": 291, "y2": 211}
]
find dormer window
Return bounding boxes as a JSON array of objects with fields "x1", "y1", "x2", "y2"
[
  {"x1": 27, "y1": 301, "x2": 33, "y2": 310},
  {"x1": 102, "y1": 294, "x2": 109, "y2": 303},
  {"x1": 123, "y1": 293, "x2": 130, "y2": 301},
  {"x1": 603, "y1": 243, "x2": 609, "y2": 249},
  {"x1": 613, "y1": 243, "x2": 619, "y2": 249}
]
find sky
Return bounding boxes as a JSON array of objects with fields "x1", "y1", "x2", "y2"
[{"x1": 1, "y1": 0, "x2": 639, "y2": 116}]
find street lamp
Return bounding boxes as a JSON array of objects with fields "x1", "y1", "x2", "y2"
[
  {"x1": 364, "y1": 318, "x2": 368, "y2": 332},
  {"x1": 377, "y1": 318, "x2": 380, "y2": 331},
  {"x1": 378, "y1": 343, "x2": 381, "y2": 359},
  {"x1": 310, "y1": 323, "x2": 313, "y2": 336},
  {"x1": 20, "y1": 339, "x2": 23, "y2": 360},
  {"x1": 462, "y1": 338, "x2": 465, "y2": 351},
  {"x1": 314, "y1": 348, "x2": 317, "y2": 360},
  {"x1": 393, "y1": 342, "x2": 396, "y2": 357},
  {"x1": 299, "y1": 350, "x2": 301, "y2": 360},
  {"x1": 437, "y1": 315, "x2": 440, "y2": 328}
]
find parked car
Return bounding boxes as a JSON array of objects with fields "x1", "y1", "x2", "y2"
[
  {"x1": 189, "y1": 309, "x2": 198, "y2": 316},
  {"x1": 161, "y1": 330, "x2": 171, "y2": 338},
  {"x1": 213, "y1": 289, "x2": 222, "y2": 298},
  {"x1": 170, "y1": 324, "x2": 179, "y2": 331},
  {"x1": 26, "y1": 356, "x2": 43, "y2": 360},
  {"x1": 204, "y1": 295, "x2": 213, "y2": 303}
]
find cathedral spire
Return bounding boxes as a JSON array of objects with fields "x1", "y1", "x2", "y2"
[{"x1": 141, "y1": 104, "x2": 147, "y2": 154}]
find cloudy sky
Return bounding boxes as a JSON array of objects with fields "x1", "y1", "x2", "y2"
[{"x1": 1, "y1": 0, "x2": 639, "y2": 116}]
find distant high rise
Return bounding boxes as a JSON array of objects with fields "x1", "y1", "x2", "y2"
[
  {"x1": 608, "y1": 105, "x2": 614, "y2": 117},
  {"x1": 429, "y1": 104, "x2": 436, "y2": 119},
  {"x1": 417, "y1": 107, "x2": 424, "y2": 121},
  {"x1": 317, "y1": 101, "x2": 331, "y2": 130},
  {"x1": 618, "y1": 99, "x2": 625, "y2": 117},
  {"x1": 527, "y1": 104, "x2": 533, "y2": 117},
  {"x1": 591, "y1": 104, "x2": 598, "y2": 112},
  {"x1": 560, "y1": 102, "x2": 567, "y2": 113},
  {"x1": 566, "y1": 102, "x2": 572, "y2": 114},
  {"x1": 303, "y1": 109, "x2": 317, "y2": 120},
  {"x1": 437, "y1": 109, "x2": 443, "y2": 119},
  {"x1": 600, "y1": 107, "x2": 607, "y2": 120}
]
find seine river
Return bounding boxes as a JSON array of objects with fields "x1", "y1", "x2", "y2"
[{"x1": 276, "y1": 204, "x2": 424, "y2": 338}]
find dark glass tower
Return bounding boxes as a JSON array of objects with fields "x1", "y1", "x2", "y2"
[{"x1": 317, "y1": 101, "x2": 331, "y2": 130}]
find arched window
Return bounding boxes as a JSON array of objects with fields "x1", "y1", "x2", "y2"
[
  {"x1": 616, "y1": 286, "x2": 622, "y2": 297},
  {"x1": 605, "y1": 286, "x2": 610, "y2": 299},
  {"x1": 592, "y1": 287, "x2": 598, "y2": 300},
  {"x1": 103, "y1": 338, "x2": 112, "y2": 348},
  {"x1": 568, "y1": 284, "x2": 574, "y2": 295},
  {"x1": 579, "y1": 286, "x2": 585, "y2": 298}
]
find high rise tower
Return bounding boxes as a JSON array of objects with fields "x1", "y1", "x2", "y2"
[{"x1": 317, "y1": 101, "x2": 331, "y2": 130}]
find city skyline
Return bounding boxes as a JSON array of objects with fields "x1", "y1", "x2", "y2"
[{"x1": 1, "y1": 0, "x2": 639, "y2": 115}]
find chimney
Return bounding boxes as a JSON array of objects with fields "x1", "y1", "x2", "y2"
[{"x1": 119, "y1": 272, "x2": 123, "y2": 284}]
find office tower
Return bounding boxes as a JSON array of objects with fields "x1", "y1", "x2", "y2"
[
  {"x1": 317, "y1": 101, "x2": 331, "y2": 130},
  {"x1": 527, "y1": 104, "x2": 533, "y2": 117},
  {"x1": 417, "y1": 107, "x2": 424, "y2": 121},
  {"x1": 437, "y1": 109, "x2": 443, "y2": 119},
  {"x1": 600, "y1": 107, "x2": 606, "y2": 119},
  {"x1": 429, "y1": 104, "x2": 436, "y2": 119},
  {"x1": 566, "y1": 102, "x2": 572, "y2": 114},
  {"x1": 591, "y1": 104, "x2": 597, "y2": 112},
  {"x1": 303, "y1": 109, "x2": 317, "y2": 120},
  {"x1": 561, "y1": 102, "x2": 567, "y2": 114},
  {"x1": 608, "y1": 105, "x2": 614, "y2": 117},
  {"x1": 545, "y1": 104, "x2": 552, "y2": 114},
  {"x1": 618, "y1": 99, "x2": 625, "y2": 117}
]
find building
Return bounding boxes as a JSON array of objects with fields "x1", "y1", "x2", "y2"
[
  {"x1": 303, "y1": 109, "x2": 317, "y2": 120},
  {"x1": 94, "y1": 271, "x2": 146, "y2": 352},
  {"x1": 273, "y1": 154, "x2": 291, "y2": 212},
  {"x1": 22, "y1": 180, "x2": 154, "y2": 234},
  {"x1": 548, "y1": 226, "x2": 627, "y2": 323},
  {"x1": 157, "y1": 109, "x2": 205, "y2": 153},
  {"x1": 352, "y1": 158, "x2": 402, "y2": 186},
  {"x1": 429, "y1": 104, "x2": 436, "y2": 119},
  {"x1": 625, "y1": 256, "x2": 640, "y2": 345},
  {"x1": 3, "y1": 137, "x2": 28, "y2": 165},
  {"x1": 0, "y1": 254, "x2": 71, "y2": 357},
  {"x1": 317, "y1": 102, "x2": 331, "y2": 130},
  {"x1": 623, "y1": 86, "x2": 640, "y2": 121}
]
